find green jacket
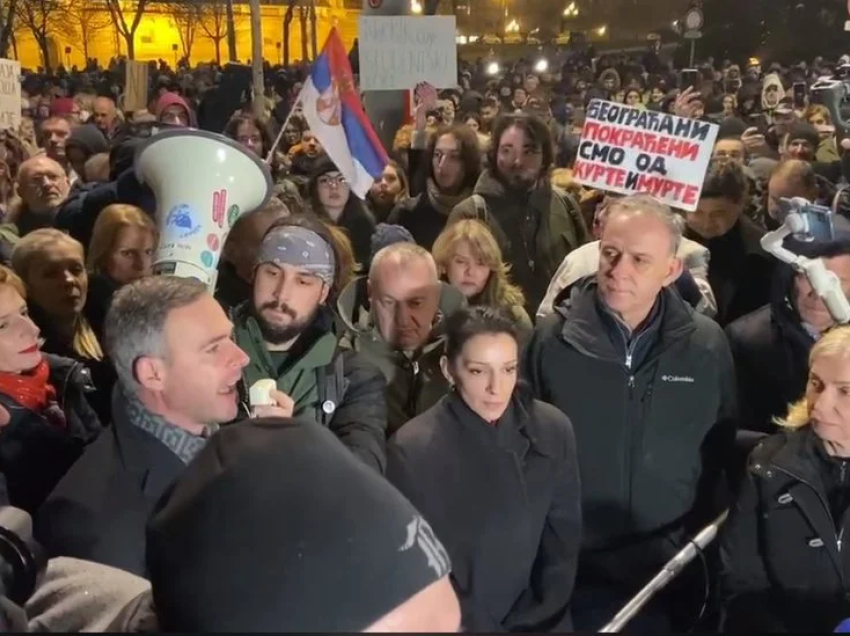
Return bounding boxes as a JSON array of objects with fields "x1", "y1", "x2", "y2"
[
  {"x1": 233, "y1": 303, "x2": 338, "y2": 417},
  {"x1": 231, "y1": 303, "x2": 388, "y2": 472},
  {"x1": 336, "y1": 277, "x2": 465, "y2": 437}
]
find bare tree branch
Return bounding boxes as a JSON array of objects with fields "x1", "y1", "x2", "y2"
[
  {"x1": 63, "y1": 0, "x2": 111, "y2": 62},
  {"x1": 103, "y1": 0, "x2": 149, "y2": 58},
  {"x1": 15, "y1": 0, "x2": 64, "y2": 71}
]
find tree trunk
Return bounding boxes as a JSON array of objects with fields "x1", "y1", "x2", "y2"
[
  {"x1": 82, "y1": 36, "x2": 90, "y2": 61},
  {"x1": 10, "y1": 30, "x2": 17, "y2": 60},
  {"x1": 299, "y1": 9, "x2": 307, "y2": 62},
  {"x1": 0, "y1": 0, "x2": 17, "y2": 58},
  {"x1": 309, "y1": 0, "x2": 317, "y2": 60},
  {"x1": 225, "y1": 0, "x2": 236, "y2": 61},
  {"x1": 214, "y1": 37, "x2": 221, "y2": 64},
  {"x1": 283, "y1": 7, "x2": 293, "y2": 66},
  {"x1": 124, "y1": 31, "x2": 135, "y2": 59},
  {"x1": 38, "y1": 37, "x2": 51, "y2": 73}
]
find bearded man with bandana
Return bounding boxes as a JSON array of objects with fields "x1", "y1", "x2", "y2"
[{"x1": 230, "y1": 215, "x2": 388, "y2": 473}]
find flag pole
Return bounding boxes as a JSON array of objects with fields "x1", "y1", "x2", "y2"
[{"x1": 265, "y1": 97, "x2": 302, "y2": 163}]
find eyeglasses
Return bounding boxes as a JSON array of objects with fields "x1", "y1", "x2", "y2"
[{"x1": 318, "y1": 175, "x2": 347, "y2": 187}]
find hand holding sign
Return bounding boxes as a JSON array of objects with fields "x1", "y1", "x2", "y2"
[{"x1": 413, "y1": 81, "x2": 438, "y2": 131}]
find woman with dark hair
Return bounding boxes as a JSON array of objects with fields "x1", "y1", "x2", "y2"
[
  {"x1": 387, "y1": 306, "x2": 581, "y2": 632},
  {"x1": 365, "y1": 159, "x2": 409, "y2": 223},
  {"x1": 307, "y1": 156, "x2": 376, "y2": 268},
  {"x1": 387, "y1": 123, "x2": 482, "y2": 250}
]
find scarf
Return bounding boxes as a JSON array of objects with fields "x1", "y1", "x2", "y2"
[
  {"x1": 0, "y1": 359, "x2": 58, "y2": 415},
  {"x1": 425, "y1": 178, "x2": 471, "y2": 216},
  {"x1": 113, "y1": 383, "x2": 215, "y2": 465}
]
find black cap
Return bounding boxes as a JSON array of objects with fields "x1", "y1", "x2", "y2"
[{"x1": 146, "y1": 418, "x2": 452, "y2": 632}]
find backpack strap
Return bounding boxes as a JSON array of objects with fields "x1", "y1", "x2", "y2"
[{"x1": 316, "y1": 352, "x2": 349, "y2": 427}]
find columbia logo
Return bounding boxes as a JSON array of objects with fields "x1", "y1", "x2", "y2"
[{"x1": 662, "y1": 374, "x2": 695, "y2": 383}]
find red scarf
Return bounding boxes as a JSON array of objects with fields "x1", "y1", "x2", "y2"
[{"x1": 0, "y1": 359, "x2": 58, "y2": 414}]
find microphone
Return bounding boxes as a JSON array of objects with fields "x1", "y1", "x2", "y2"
[{"x1": 599, "y1": 510, "x2": 729, "y2": 633}]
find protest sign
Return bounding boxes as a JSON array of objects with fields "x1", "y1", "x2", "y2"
[
  {"x1": 124, "y1": 60, "x2": 149, "y2": 113},
  {"x1": 573, "y1": 99, "x2": 719, "y2": 212},
  {"x1": 358, "y1": 16, "x2": 457, "y2": 91},
  {"x1": 0, "y1": 59, "x2": 20, "y2": 131}
]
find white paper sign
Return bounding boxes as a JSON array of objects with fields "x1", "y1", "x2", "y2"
[
  {"x1": 358, "y1": 16, "x2": 458, "y2": 91},
  {"x1": 0, "y1": 59, "x2": 20, "y2": 131},
  {"x1": 573, "y1": 99, "x2": 719, "y2": 212}
]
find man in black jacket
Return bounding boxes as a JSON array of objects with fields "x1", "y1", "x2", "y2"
[
  {"x1": 523, "y1": 194, "x2": 737, "y2": 632},
  {"x1": 35, "y1": 276, "x2": 250, "y2": 577},
  {"x1": 230, "y1": 215, "x2": 387, "y2": 472},
  {"x1": 726, "y1": 239, "x2": 850, "y2": 433}
]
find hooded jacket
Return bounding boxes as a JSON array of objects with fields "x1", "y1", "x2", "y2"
[
  {"x1": 336, "y1": 277, "x2": 465, "y2": 436},
  {"x1": 523, "y1": 277, "x2": 736, "y2": 585},
  {"x1": 449, "y1": 169, "x2": 589, "y2": 318},
  {"x1": 65, "y1": 124, "x2": 109, "y2": 161},
  {"x1": 154, "y1": 92, "x2": 197, "y2": 127}
]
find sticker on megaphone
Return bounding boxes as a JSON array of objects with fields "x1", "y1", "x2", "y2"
[{"x1": 155, "y1": 203, "x2": 234, "y2": 286}]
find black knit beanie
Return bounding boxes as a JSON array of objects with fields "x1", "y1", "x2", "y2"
[{"x1": 146, "y1": 418, "x2": 452, "y2": 632}]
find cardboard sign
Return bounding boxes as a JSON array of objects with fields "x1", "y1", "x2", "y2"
[
  {"x1": 0, "y1": 59, "x2": 20, "y2": 131},
  {"x1": 124, "y1": 60, "x2": 149, "y2": 113},
  {"x1": 358, "y1": 16, "x2": 457, "y2": 91},
  {"x1": 573, "y1": 99, "x2": 719, "y2": 212}
]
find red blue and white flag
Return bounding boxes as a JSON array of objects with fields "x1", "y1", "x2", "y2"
[{"x1": 300, "y1": 29, "x2": 389, "y2": 199}]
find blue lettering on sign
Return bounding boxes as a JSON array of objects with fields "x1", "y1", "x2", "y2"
[{"x1": 164, "y1": 204, "x2": 201, "y2": 240}]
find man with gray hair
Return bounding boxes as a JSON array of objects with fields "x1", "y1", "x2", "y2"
[
  {"x1": 337, "y1": 242, "x2": 464, "y2": 436},
  {"x1": 231, "y1": 215, "x2": 387, "y2": 472},
  {"x1": 35, "y1": 276, "x2": 249, "y2": 578},
  {"x1": 522, "y1": 193, "x2": 737, "y2": 631}
]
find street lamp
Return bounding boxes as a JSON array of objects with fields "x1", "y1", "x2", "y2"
[
  {"x1": 563, "y1": 2, "x2": 579, "y2": 18},
  {"x1": 411, "y1": 0, "x2": 422, "y2": 14},
  {"x1": 596, "y1": 25, "x2": 607, "y2": 36}
]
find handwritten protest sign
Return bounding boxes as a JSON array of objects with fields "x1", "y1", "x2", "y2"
[
  {"x1": 358, "y1": 16, "x2": 457, "y2": 91},
  {"x1": 573, "y1": 99, "x2": 719, "y2": 212},
  {"x1": 124, "y1": 60, "x2": 149, "y2": 113},
  {"x1": 0, "y1": 59, "x2": 20, "y2": 131}
]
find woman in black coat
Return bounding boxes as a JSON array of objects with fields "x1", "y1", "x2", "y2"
[
  {"x1": 308, "y1": 156, "x2": 376, "y2": 269},
  {"x1": 0, "y1": 267, "x2": 101, "y2": 513},
  {"x1": 387, "y1": 306, "x2": 582, "y2": 632},
  {"x1": 720, "y1": 325, "x2": 850, "y2": 633}
]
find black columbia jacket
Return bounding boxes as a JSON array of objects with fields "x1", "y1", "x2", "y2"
[{"x1": 522, "y1": 277, "x2": 737, "y2": 584}]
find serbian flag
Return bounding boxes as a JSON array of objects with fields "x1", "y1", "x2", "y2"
[{"x1": 300, "y1": 29, "x2": 388, "y2": 199}]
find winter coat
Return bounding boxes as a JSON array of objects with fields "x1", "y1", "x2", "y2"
[
  {"x1": 336, "y1": 277, "x2": 465, "y2": 436},
  {"x1": 0, "y1": 354, "x2": 101, "y2": 513},
  {"x1": 523, "y1": 277, "x2": 737, "y2": 586},
  {"x1": 387, "y1": 390, "x2": 582, "y2": 632},
  {"x1": 35, "y1": 389, "x2": 204, "y2": 578},
  {"x1": 725, "y1": 264, "x2": 812, "y2": 434},
  {"x1": 720, "y1": 426, "x2": 850, "y2": 632},
  {"x1": 684, "y1": 217, "x2": 775, "y2": 327},
  {"x1": 449, "y1": 170, "x2": 590, "y2": 318},
  {"x1": 232, "y1": 305, "x2": 387, "y2": 473}
]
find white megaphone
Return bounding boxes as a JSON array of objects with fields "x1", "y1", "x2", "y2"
[{"x1": 135, "y1": 129, "x2": 273, "y2": 288}]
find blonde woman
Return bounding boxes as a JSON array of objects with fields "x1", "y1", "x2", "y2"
[
  {"x1": 0, "y1": 265, "x2": 101, "y2": 512},
  {"x1": 804, "y1": 104, "x2": 839, "y2": 163},
  {"x1": 11, "y1": 229, "x2": 113, "y2": 420},
  {"x1": 720, "y1": 326, "x2": 850, "y2": 633},
  {"x1": 433, "y1": 219, "x2": 531, "y2": 330},
  {"x1": 86, "y1": 204, "x2": 158, "y2": 339}
]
